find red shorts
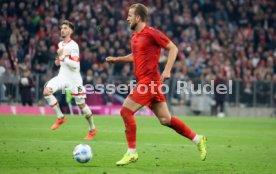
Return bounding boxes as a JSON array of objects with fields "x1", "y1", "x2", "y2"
[{"x1": 128, "y1": 80, "x2": 166, "y2": 109}]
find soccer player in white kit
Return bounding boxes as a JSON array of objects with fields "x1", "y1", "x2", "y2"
[{"x1": 43, "y1": 20, "x2": 97, "y2": 140}]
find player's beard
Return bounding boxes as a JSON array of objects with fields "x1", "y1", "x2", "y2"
[
  {"x1": 130, "y1": 22, "x2": 137, "y2": 30},
  {"x1": 61, "y1": 33, "x2": 66, "y2": 39},
  {"x1": 61, "y1": 31, "x2": 67, "y2": 39}
]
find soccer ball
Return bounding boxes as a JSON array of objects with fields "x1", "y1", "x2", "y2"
[{"x1": 73, "y1": 144, "x2": 93, "y2": 163}]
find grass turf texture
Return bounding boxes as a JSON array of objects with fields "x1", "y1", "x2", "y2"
[{"x1": 0, "y1": 115, "x2": 275, "y2": 174}]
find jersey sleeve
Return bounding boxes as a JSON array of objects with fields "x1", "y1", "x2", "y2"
[
  {"x1": 64, "y1": 57, "x2": 79, "y2": 69},
  {"x1": 150, "y1": 28, "x2": 170, "y2": 48},
  {"x1": 70, "y1": 43, "x2": 79, "y2": 57},
  {"x1": 64, "y1": 42, "x2": 80, "y2": 69}
]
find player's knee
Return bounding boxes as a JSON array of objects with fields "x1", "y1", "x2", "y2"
[
  {"x1": 78, "y1": 103, "x2": 86, "y2": 109},
  {"x1": 120, "y1": 108, "x2": 125, "y2": 117},
  {"x1": 159, "y1": 117, "x2": 170, "y2": 126},
  {"x1": 43, "y1": 87, "x2": 53, "y2": 96},
  {"x1": 120, "y1": 107, "x2": 134, "y2": 120},
  {"x1": 79, "y1": 104, "x2": 92, "y2": 116},
  {"x1": 120, "y1": 107, "x2": 136, "y2": 125},
  {"x1": 120, "y1": 107, "x2": 131, "y2": 116}
]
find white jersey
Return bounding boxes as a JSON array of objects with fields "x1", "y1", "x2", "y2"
[
  {"x1": 57, "y1": 39, "x2": 80, "y2": 77},
  {"x1": 46, "y1": 38, "x2": 86, "y2": 104}
]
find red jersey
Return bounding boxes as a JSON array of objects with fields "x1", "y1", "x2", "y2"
[{"x1": 131, "y1": 26, "x2": 170, "y2": 82}]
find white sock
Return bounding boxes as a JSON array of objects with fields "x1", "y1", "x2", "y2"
[
  {"x1": 81, "y1": 105, "x2": 95, "y2": 130},
  {"x1": 192, "y1": 134, "x2": 201, "y2": 145},
  {"x1": 85, "y1": 116, "x2": 96, "y2": 131},
  {"x1": 127, "y1": 148, "x2": 137, "y2": 154},
  {"x1": 44, "y1": 95, "x2": 64, "y2": 119},
  {"x1": 52, "y1": 105, "x2": 64, "y2": 119}
]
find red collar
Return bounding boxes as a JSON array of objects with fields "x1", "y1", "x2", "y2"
[
  {"x1": 135, "y1": 25, "x2": 147, "y2": 35},
  {"x1": 62, "y1": 38, "x2": 72, "y2": 46}
]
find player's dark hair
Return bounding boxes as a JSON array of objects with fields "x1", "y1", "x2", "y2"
[
  {"x1": 61, "y1": 20, "x2": 75, "y2": 31},
  {"x1": 130, "y1": 3, "x2": 148, "y2": 22}
]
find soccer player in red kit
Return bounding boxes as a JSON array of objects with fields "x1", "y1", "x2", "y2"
[{"x1": 106, "y1": 3, "x2": 207, "y2": 166}]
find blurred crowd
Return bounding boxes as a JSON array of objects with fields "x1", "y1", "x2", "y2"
[{"x1": 0, "y1": 0, "x2": 275, "y2": 106}]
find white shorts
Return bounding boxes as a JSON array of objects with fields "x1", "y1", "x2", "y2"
[{"x1": 45, "y1": 75, "x2": 86, "y2": 104}]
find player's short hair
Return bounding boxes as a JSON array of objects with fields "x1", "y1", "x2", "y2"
[
  {"x1": 130, "y1": 3, "x2": 148, "y2": 22},
  {"x1": 61, "y1": 20, "x2": 75, "y2": 31}
]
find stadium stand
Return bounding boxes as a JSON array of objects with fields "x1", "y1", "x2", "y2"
[{"x1": 0, "y1": 0, "x2": 275, "y2": 115}]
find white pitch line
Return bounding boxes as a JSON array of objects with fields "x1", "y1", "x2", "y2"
[{"x1": 0, "y1": 138, "x2": 234, "y2": 148}]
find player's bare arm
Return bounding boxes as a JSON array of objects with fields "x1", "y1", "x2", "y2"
[
  {"x1": 54, "y1": 58, "x2": 60, "y2": 66},
  {"x1": 106, "y1": 54, "x2": 133, "y2": 63},
  {"x1": 161, "y1": 41, "x2": 178, "y2": 81},
  {"x1": 57, "y1": 48, "x2": 67, "y2": 61},
  {"x1": 57, "y1": 48, "x2": 63, "y2": 56}
]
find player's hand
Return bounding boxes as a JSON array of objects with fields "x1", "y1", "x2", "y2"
[
  {"x1": 54, "y1": 58, "x2": 60, "y2": 66},
  {"x1": 160, "y1": 70, "x2": 171, "y2": 82},
  {"x1": 106, "y1": 56, "x2": 117, "y2": 63},
  {"x1": 57, "y1": 48, "x2": 63, "y2": 56}
]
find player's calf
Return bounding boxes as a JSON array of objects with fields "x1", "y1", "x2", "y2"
[
  {"x1": 43, "y1": 87, "x2": 65, "y2": 130},
  {"x1": 78, "y1": 103, "x2": 97, "y2": 140}
]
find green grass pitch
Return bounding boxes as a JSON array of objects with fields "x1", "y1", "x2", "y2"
[{"x1": 0, "y1": 115, "x2": 275, "y2": 174}]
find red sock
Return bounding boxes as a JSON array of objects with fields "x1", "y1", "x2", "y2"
[
  {"x1": 168, "y1": 116, "x2": 196, "y2": 140},
  {"x1": 120, "y1": 107, "x2": 136, "y2": 148}
]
